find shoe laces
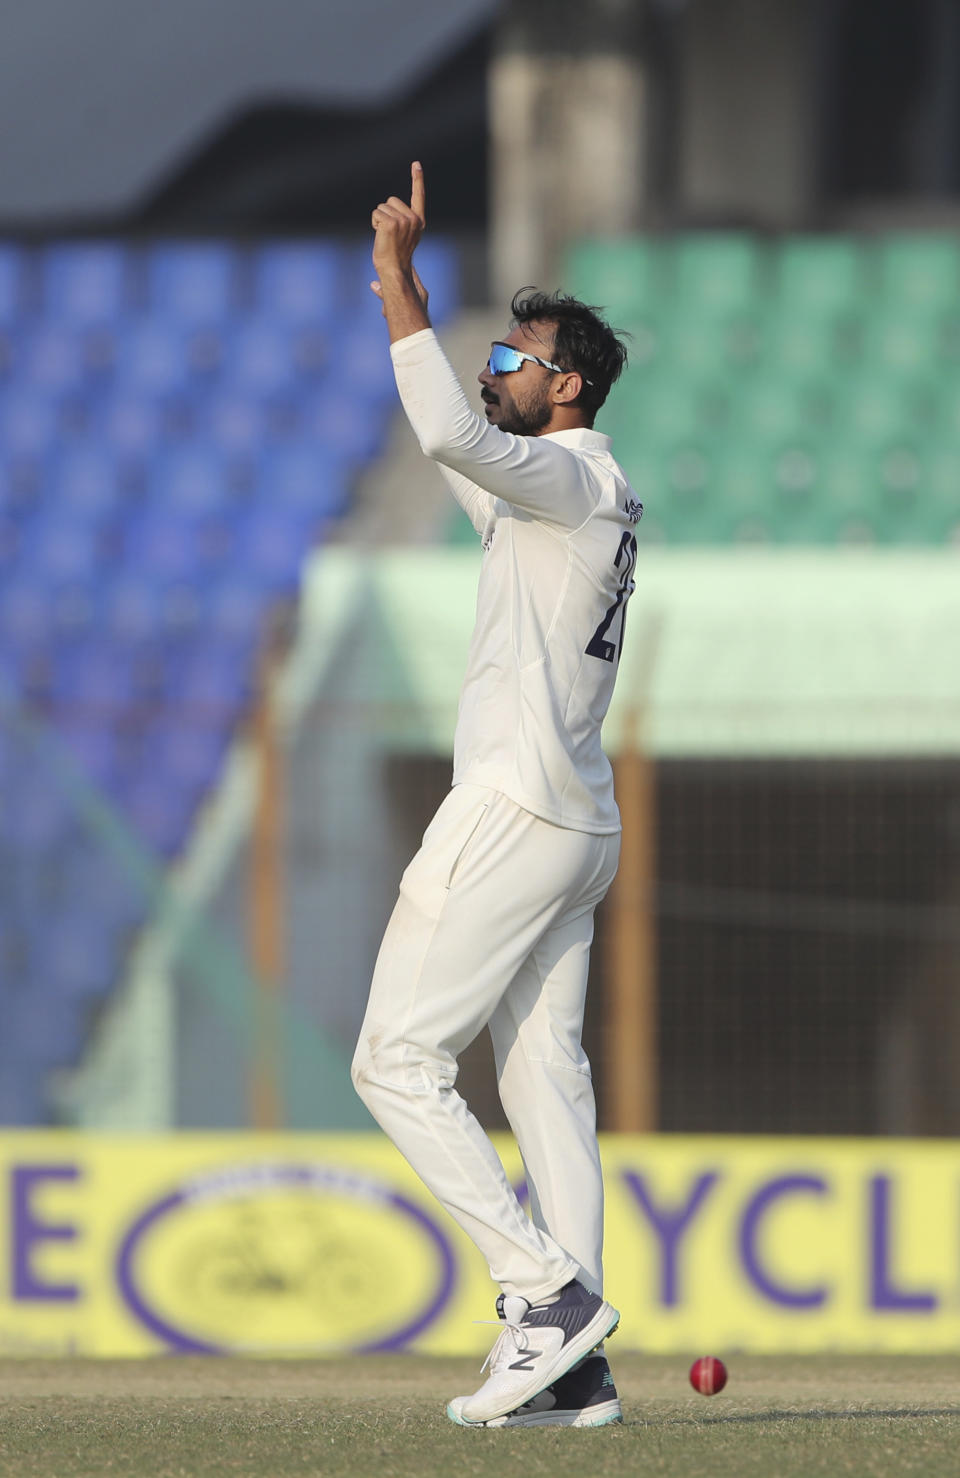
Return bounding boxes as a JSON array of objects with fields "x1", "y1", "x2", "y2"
[{"x1": 475, "y1": 1318, "x2": 530, "y2": 1375}]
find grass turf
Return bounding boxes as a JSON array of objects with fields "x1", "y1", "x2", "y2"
[{"x1": 0, "y1": 1355, "x2": 958, "y2": 1477}]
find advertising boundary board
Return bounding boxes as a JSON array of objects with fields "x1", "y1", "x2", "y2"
[{"x1": 1, "y1": 1132, "x2": 957, "y2": 1356}]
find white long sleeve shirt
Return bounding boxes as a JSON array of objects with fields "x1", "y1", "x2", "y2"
[{"x1": 390, "y1": 328, "x2": 642, "y2": 834}]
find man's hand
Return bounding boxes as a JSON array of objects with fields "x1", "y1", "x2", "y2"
[{"x1": 370, "y1": 162, "x2": 431, "y2": 343}]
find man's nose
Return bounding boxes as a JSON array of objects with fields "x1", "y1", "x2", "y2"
[{"x1": 478, "y1": 363, "x2": 493, "y2": 387}]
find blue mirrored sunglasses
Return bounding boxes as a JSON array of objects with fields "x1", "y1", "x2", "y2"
[{"x1": 487, "y1": 341, "x2": 594, "y2": 385}]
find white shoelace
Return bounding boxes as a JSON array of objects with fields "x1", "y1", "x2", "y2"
[{"x1": 474, "y1": 1318, "x2": 530, "y2": 1375}]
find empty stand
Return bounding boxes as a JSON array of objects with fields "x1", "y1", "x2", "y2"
[
  {"x1": 562, "y1": 231, "x2": 960, "y2": 547},
  {"x1": 0, "y1": 236, "x2": 461, "y2": 1119}
]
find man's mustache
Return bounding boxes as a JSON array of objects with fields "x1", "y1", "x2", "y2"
[{"x1": 481, "y1": 390, "x2": 499, "y2": 405}]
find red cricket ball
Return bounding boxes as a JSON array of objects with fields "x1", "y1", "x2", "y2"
[{"x1": 689, "y1": 1356, "x2": 728, "y2": 1395}]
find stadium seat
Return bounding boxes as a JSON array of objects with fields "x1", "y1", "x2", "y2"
[
  {"x1": 97, "y1": 395, "x2": 162, "y2": 457},
  {"x1": 50, "y1": 449, "x2": 123, "y2": 521},
  {"x1": 25, "y1": 513, "x2": 103, "y2": 582},
  {"x1": 0, "y1": 390, "x2": 56, "y2": 455},
  {"x1": 259, "y1": 446, "x2": 349, "y2": 521},
  {"x1": 21, "y1": 324, "x2": 86, "y2": 392},
  {"x1": 566, "y1": 238, "x2": 662, "y2": 320},
  {"x1": 147, "y1": 243, "x2": 239, "y2": 324},
  {"x1": 256, "y1": 243, "x2": 343, "y2": 323},
  {"x1": 116, "y1": 320, "x2": 194, "y2": 394},
  {"x1": 33, "y1": 910, "x2": 117, "y2": 1001},
  {"x1": 0, "y1": 245, "x2": 27, "y2": 324},
  {"x1": 41, "y1": 243, "x2": 130, "y2": 324},
  {"x1": 877, "y1": 235, "x2": 960, "y2": 311},
  {"x1": 760, "y1": 310, "x2": 862, "y2": 374},
  {"x1": 775, "y1": 238, "x2": 868, "y2": 316},
  {"x1": 224, "y1": 318, "x2": 299, "y2": 397},
  {"x1": 860, "y1": 311, "x2": 943, "y2": 376},
  {"x1": 674, "y1": 235, "x2": 764, "y2": 316},
  {"x1": 150, "y1": 448, "x2": 232, "y2": 517}
]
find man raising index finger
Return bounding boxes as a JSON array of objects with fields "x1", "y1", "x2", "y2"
[
  {"x1": 370, "y1": 161, "x2": 430, "y2": 341},
  {"x1": 352, "y1": 164, "x2": 639, "y2": 1431}
]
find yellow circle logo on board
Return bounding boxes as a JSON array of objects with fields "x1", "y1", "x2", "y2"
[{"x1": 115, "y1": 1163, "x2": 456, "y2": 1353}]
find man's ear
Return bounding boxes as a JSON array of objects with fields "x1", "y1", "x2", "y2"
[{"x1": 553, "y1": 371, "x2": 583, "y2": 406}]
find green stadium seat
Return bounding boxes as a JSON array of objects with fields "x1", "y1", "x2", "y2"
[
  {"x1": 877, "y1": 236, "x2": 960, "y2": 311},
  {"x1": 673, "y1": 235, "x2": 764, "y2": 316},
  {"x1": 607, "y1": 375, "x2": 729, "y2": 445},
  {"x1": 760, "y1": 309, "x2": 862, "y2": 374},
  {"x1": 661, "y1": 308, "x2": 762, "y2": 375},
  {"x1": 565, "y1": 238, "x2": 661, "y2": 320},
  {"x1": 836, "y1": 375, "x2": 929, "y2": 442},
  {"x1": 733, "y1": 374, "x2": 827, "y2": 441},
  {"x1": 775, "y1": 238, "x2": 868, "y2": 316},
  {"x1": 929, "y1": 378, "x2": 960, "y2": 436},
  {"x1": 861, "y1": 311, "x2": 943, "y2": 375}
]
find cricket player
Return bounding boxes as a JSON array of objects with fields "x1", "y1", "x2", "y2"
[{"x1": 351, "y1": 163, "x2": 640, "y2": 1428}]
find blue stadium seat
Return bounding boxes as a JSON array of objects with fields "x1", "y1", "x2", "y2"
[
  {"x1": 0, "y1": 244, "x2": 27, "y2": 325},
  {"x1": 336, "y1": 324, "x2": 399, "y2": 401},
  {"x1": 258, "y1": 446, "x2": 348, "y2": 520},
  {"x1": 125, "y1": 509, "x2": 209, "y2": 581},
  {"x1": 236, "y1": 507, "x2": 316, "y2": 591},
  {"x1": 97, "y1": 395, "x2": 162, "y2": 457},
  {"x1": 98, "y1": 575, "x2": 164, "y2": 644},
  {"x1": 147, "y1": 244, "x2": 238, "y2": 323},
  {"x1": 145, "y1": 720, "x2": 229, "y2": 798},
  {"x1": 150, "y1": 448, "x2": 232, "y2": 517},
  {"x1": 25, "y1": 514, "x2": 103, "y2": 582},
  {"x1": 206, "y1": 393, "x2": 266, "y2": 457},
  {"x1": 54, "y1": 719, "x2": 119, "y2": 790},
  {"x1": 0, "y1": 390, "x2": 56, "y2": 455},
  {"x1": 299, "y1": 389, "x2": 387, "y2": 463},
  {"x1": 4, "y1": 776, "x2": 73, "y2": 853},
  {"x1": 224, "y1": 318, "x2": 299, "y2": 396},
  {"x1": 21, "y1": 324, "x2": 86, "y2": 393},
  {"x1": 204, "y1": 576, "x2": 268, "y2": 643},
  {"x1": 59, "y1": 840, "x2": 146, "y2": 933},
  {"x1": 120, "y1": 773, "x2": 195, "y2": 856},
  {"x1": 42, "y1": 243, "x2": 130, "y2": 324},
  {"x1": 50, "y1": 449, "x2": 123, "y2": 521},
  {"x1": 34, "y1": 910, "x2": 118, "y2": 1001},
  {"x1": 176, "y1": 635, "x2": 256, "y2": 713},
  {"x1": 3, "y1": 988, "x2": 90, "y2": 1068},
  {"x1": 255, "y1": 243, "x2": 343, "y2": 322},
  {"x1": 116, "y1": 320, "x2": 198, "y2": 395},
  {"x1": 0, "y1": 577, "x2": 50, "y2": 646},
  {"x1": 49, "y1": 638, "x2": 140, "y2": 714}
]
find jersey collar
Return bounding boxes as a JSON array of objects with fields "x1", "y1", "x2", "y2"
[{"x1": 540, "y1": 427, "x2": 613, "y2": 452}]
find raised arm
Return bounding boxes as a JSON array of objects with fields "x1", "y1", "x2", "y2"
[
  {"x1": 390, "y1": 329, "x2": 599, "y2": 530},
  {"x1": 370, "y1": 162, "x2": 431, "y2": 343},
  {"x1": 372, "y1": 165, "x2": 599, "y2": 531}
]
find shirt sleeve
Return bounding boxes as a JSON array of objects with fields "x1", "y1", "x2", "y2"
[
  {"x1": 435, "y1": 463, "x2": 496, "y2": 537},
  {"x1": 390, "y1": 327, "x2": 600, "y2": 531}
]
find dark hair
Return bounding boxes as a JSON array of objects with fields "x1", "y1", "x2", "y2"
[{"x1": 510, "y1": 287, "x2": 629, "y2": 425}]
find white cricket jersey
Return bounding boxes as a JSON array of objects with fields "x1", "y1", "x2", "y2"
[{"x1": 390, "y1": 328, "x2": 642, "y2": 835}]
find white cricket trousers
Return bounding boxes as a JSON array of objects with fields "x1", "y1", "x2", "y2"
[{"x1": 351, "y1": 782, "x2": 620, "y2": 1303}]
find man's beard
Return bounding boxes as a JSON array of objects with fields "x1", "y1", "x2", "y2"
[{"x1": 490, "y1": 385, "x2": 553, "y2": 437}]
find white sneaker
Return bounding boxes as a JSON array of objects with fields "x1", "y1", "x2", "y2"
[
  {"x1": 447, "y1": 1353, "x2": 622, "y2": 1427},
  {"x1": 448, "y1": 1280, "x2": 620, "y2": 1425}
]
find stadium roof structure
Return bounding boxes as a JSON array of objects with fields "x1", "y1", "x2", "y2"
[{"x1": 305, "y1": 546, "x2": 960, "y2": 759}]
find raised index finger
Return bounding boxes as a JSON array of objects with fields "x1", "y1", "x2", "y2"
[{"x1": 410, "y1": 160, "x2": 426, "y2": 226}]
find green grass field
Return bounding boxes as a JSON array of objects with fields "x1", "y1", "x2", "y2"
[{"x1": 1, "y1": 1355, "x2": 958, "y2": 1478}]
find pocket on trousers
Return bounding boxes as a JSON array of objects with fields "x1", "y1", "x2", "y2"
[
  {"x1": 446, "y1": 803, "x2": 488, "y2": 889},
  {"x1": 398, "y1": 790, "x2": 489, "y2": 920}
]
